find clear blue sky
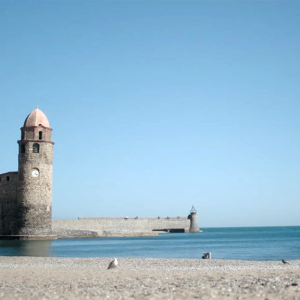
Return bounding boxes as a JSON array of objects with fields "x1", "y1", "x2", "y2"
[{"x1": 1, "y1": 1, "x2": 299, "y2": 227}]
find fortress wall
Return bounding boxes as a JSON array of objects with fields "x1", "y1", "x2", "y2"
[
  {"x1": 52, "y1": 217, "x2": 190, "y2": 237},
  {"x1": 0, "y1": 172, "x2": 18, "y2": 235},
  {"x1": 0, "y1": 172, "x2": 18, "y2": 199}
]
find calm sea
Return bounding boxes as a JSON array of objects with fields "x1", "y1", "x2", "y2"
[{"x1": 0, "y1": 226, "x2": 299, "y2": 261}]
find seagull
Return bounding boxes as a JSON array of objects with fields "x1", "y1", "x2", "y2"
[
  {"x1": 107, "y1": 258, "x2": 118, "y2": 269},
  {"x1": 282, "y1": 259, "x2": 289, "y2": 264}
]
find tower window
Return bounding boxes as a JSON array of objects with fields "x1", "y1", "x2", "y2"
[
  {"x1": 6, "y1": 176, "x2": 9, "y2": 181},
  {"x1": 33, "y1": 143, "x2": 40, "y2": 153},
  {"x1": 39, "y1": 131, "x2": 43, "y2": 140},
  {"x1": 21, "y1": 144, "x2": 26, "y2": 153},
  {"x1": 21, "y1": 131, "x2": 24, "y2": 140}
]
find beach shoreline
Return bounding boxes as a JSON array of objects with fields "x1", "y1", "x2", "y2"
[{"x1": 0, "y1": 257, "x2": 299, "y2": 299}]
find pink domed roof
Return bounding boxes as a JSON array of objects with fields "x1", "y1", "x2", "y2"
[{"x1": 23, "y1": 108, "x2": 50, "y2": 128}]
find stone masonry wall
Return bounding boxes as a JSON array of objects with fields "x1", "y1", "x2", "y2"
[
  {"x1": 17, "y1": 141, "x2": 53, "y2": 235},
  {"x1": 0, "y1": 172, "x2": 18, "y2": 235},
  {"x1": 53, "y1": 217, "x2": 190, "y2": 237}
]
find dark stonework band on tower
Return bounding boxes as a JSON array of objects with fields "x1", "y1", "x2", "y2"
[{"x1": 0, "y1": 108, "x2": 55, "y2": 240}]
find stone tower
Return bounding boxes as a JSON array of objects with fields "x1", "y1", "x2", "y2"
[
  {"x1": 16, "y1": 108, "x2": 55, "y2": 239},
  {"x1": 188, "y1": 206, "x2": 200, "y2": 233}
]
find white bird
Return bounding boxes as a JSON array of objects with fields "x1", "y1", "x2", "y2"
[{"x1": 107, "y1": 258, "x2": 118, "y2": 269}]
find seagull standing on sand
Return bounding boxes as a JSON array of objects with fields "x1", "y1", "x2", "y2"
[
  {"x1": 282, "y1": 259, "x2": 289, "y2": 265},
  {"x1": 107, "y1": 258, "x2": 118, "y2": 269}
]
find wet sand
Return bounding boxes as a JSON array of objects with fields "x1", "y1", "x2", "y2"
[{"x1": 0, "y1": 257, "x2": 299, "y2": 299}]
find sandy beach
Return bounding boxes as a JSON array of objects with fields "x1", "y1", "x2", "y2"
[{"x1": 0, "y1": 257, "x2": 299, "y2": 299}]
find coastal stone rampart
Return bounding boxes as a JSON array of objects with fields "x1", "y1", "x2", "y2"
[
  {"x1": 53, "y1": 217, "x2": 190, "y2": 237},
  {"x1": 0, "y1": 172, "x2": 18, "y2": 235}
]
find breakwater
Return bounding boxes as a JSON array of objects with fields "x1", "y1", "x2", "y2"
[{"x1": 52, "y1": 217, "x2": 190, "y2": 238}]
